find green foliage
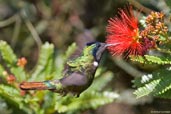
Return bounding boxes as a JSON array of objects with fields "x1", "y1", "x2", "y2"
[
  {"x1": 131, "y1": 53, "x2": 171, "y2": 99},
  {"x1": 55, "y1": 91, "x2": 118, "y2": 113},
  {"x1": 11, "y1": 67, "x2": 27, "y2": 82},
  {"x1": 0, "y1": 97, "x2": 12, "y2": 114},
  {"x1": 0, "y1": 41, "x2": 117, "y2": 114},
  {"x1": 64, "y1": 43, "x2": 77, "y2": 60},
  {"x1": 134, "y1": 79, "x2": 160, "y2": 98},
  {"x1": 30, "y1": 42, "x2": 55, "y2": 81},
  {"x1": 0, "y1": 41, "x2": 17, "y2": 66},
  {"x1": 134, "y1": 68, "x2": 171, "y2": 98},
  {"x1": 131, "y1": 55, "x2": 171, "y2": 65},
  {"x1": 0, "y1": 41, "x2": 27, "y2": 82}
]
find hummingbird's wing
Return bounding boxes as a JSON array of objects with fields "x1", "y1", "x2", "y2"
[
  {"x1": 56, "y1": 72, "x2": 90, "y2": 96},
  {"x1": 60, "y1": 72, "x2": 88, "y2": 86}
]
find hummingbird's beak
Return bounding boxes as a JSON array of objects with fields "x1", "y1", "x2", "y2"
[
  {"x1": 96, "y1": 43, "x2": 120, "y2": 61},
  {"x1": 95, "y1": 43, "x2": 107, "y2": 61},
  {"x1": 105, "y1": 43, "x2": 120, "y2": 47}
]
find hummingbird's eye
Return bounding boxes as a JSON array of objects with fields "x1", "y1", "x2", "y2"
[
  {"x1": 95, "y1": 43, "x2": 101, "y2": 49},
  {"x1": 97, "y1": 44, "x2": 101, "y2": 48}
]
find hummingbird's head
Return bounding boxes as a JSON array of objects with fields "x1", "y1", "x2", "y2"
[{"x1": 86, "y1": 42, "x2": 106, "y2": 62}]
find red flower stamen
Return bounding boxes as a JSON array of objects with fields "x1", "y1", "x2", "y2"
[{"x1": 106, "y1": 6, "x2": 146, "y2": 57}]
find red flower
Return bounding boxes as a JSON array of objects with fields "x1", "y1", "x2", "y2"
[{"x1": 106, "y1": 6, "x2": 146, "y2": 57}]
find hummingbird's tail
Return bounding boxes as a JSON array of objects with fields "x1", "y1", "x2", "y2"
[{"x1": 20, "y1": 81, "x2": 55, "y2": 90}]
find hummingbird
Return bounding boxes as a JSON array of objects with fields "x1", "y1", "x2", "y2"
[{"x1": 20, "y1": 42, "x2": 107, "y2": 97}]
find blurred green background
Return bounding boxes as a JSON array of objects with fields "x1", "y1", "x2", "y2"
[{"x1": 0, "y1": 0, "x2": 171, "y2": 114}]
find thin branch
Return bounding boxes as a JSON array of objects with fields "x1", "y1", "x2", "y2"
[
  {"x1": 24, "y1": 19, "x2": 43, "y2": 48},
  {"x1": 127, "y1": 0, "x2": 153, "y2": 14},
  {"x1": 11, "y1": 15, "x2": 21, "y2": 48},
  {"x1": 20, "y1": 9, "x2": 43, "y2": 48},
  {"x1": 0, "y1": 14, "x2": 18, "y2": 28}
]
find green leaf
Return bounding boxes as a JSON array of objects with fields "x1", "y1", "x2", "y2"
[
  {"x1": 64, "y1": 43, "x2": 77, "y2": 60},
  {"x1": 0, "y1": 85, "x2": 33, "y2": 113},
  {"x1": 144, "y1": 55, "x2": 171, "y2": 64},
  {"x1": 0, "y1": 41, "x2": 27, "y2": 81},
  {"x1": 130, "y1": 55, "x2": 148, "y2": 64},
  {"x1": 134, "y1": 79, "x2": 160, "y2": 98},
  {"x1": 133, "y1": 74, "x2": 153, "y2": 88},
  {"x1": 131, "y1": 55, "x2": 171, "y2": 65},
  {"x1": 0, "y1": 41, "x2": 17, "y2": 66},
  {"x1": 134, "y1": 68, "x2": 171, "y2": 98},
  {"x1": 0, "y1": 85, "x2": 21, "y2": 101},
  {"x1": 0, "y1": 97, "x2": 12, "y2": 114},
  {"x1": 55, "y1": 91, "x2": 118, "y2": 113},
  {"x1": 11, "y1": 67, "x2": 27, "y2": 82},
  {"x1": 152, "y1": 69, "x2": 171, "y2": 97},
  {"x1": 30, "y1": 42, "x2": 55, "y2": 81},
  {"x1": 157, "y1": 89, "x2": 171, "y2": 99},
  {"x1": 0, "y1": 85, "x2": 22, "y2": 109}
]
